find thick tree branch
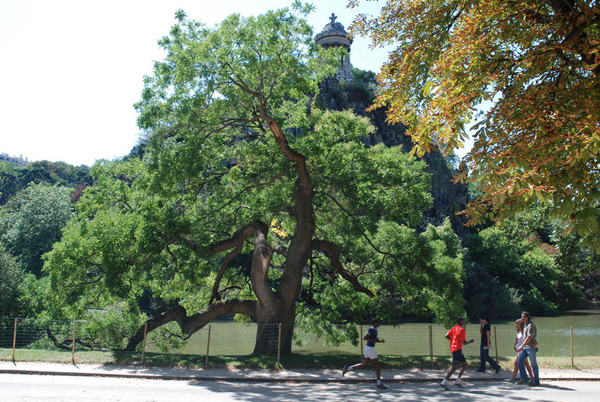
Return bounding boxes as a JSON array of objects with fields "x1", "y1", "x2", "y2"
[
  {"x1": 184, "y1": 299, "x2": 257, "y2": 333},
  {"x1": 210, "y1": 244, "x2": 242, "y2": 303},
  {"x1": 311, "y1": 239, "x2": 375, "y2": 297},
  {"x1": 209, "y1": 220, "x2": 267, "y2": 255},
  {"x1": 251, "y1": 221, "x2": 278, "y2": 312},
  {"x1": 207, "y1": 220, "x2": 268, "y2": 303},
  {"x1": 126, "y1": 299, "x2": 257, "y2": 350}
]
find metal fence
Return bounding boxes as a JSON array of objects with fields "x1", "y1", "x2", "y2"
[{"x1": 1, "y1": 317, "x2": 596, "y2": 366}]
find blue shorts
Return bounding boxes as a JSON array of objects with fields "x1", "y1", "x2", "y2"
[{"x1": 452, "y1": 350, "x2": 466, "y2": 365}]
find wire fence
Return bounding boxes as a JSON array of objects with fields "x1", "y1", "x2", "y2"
[{"x1": 1, "y1": 317, "x2": 597, "y2": 366}]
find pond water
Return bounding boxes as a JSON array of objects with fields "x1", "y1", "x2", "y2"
[
  {"x1": 489, "y1": 309, "x2": 600, "y2": 357},
  {"x1": 291, "y1": 309, "x2": 600, "y2": 357},
  {"x1": 140, "y1": 309, "x2": 600, "y2": 357}
]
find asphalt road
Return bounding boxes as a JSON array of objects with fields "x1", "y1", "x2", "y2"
[{"x1": 1, "y1": 374, "x2": 598, "y2": 402}]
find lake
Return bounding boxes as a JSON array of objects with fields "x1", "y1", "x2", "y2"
[
  {"x1": 291, "y1": 310, "x2": 600, "y2": 358},
  {"x1": 490, "y1": 309, "x2": 600, "y2": 357},
  {"x1": 139, "y1": 309, "x2": 600, "y2": 358}
]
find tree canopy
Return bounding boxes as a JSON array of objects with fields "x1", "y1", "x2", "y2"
[
  {"x1": 44, "y1": 5, "x2": 466, "y2": 354},
  {"x1": 350, "y1": 0, "x2": 600, "y2": 249}
]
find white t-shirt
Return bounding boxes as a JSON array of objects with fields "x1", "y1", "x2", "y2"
[{"x1": 515, "y1": 331, "x2": 525, "y2": 350}]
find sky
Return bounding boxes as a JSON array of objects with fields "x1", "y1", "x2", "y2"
[{"x1": 0, "y1": 0, "x2": 432, "y2": 167}]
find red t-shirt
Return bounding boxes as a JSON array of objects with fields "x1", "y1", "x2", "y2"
[{"x1": 446, "y1": 324, "x2": 466, "y2": 353}]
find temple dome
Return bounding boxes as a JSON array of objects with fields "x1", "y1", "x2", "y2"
[
  {"x1": 314, "y1": 13, "x2": 353, "y2": 51},
  {"x1": 314, "y1": 13, "x2": 353, "y2": 81}
]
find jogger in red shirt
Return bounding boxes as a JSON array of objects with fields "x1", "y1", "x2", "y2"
[{"x1": 441, "y1": 317, "x2": 474, "y2": 388}]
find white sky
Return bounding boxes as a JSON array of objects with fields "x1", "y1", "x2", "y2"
[{"x1": 1, "y1": 0, "x2": 401, "y2": 166}]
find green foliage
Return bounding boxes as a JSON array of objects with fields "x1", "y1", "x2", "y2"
[
  {"x1": 45, "y1": 158, "x2": 204, "y2": 318},
  {"x1": 0, "y1": 243, "x2": 36, "y2": 317},
  {"x1": 297, "y1": 218, "x2": 466, "y2": 332},
  {"x1": 0, "y1": 183, "x2": 74, "y2": 276},
  {"x1": 78, "y1": 311, "x2": 147, "y2": 350},
  {"x1": 0, "y1": 160, "x2": 91, "y2": 206},
  {"x1": 555, "y1": 233, "x2": 600, "y2": 301},
  {"x1": 148, "y1": 321, "x2": 190, "y2": 353},
  {"x1": 465, "y1": 209, "x2": 584, "y2": 317},
  {"x1": 341, "y1": 68, "x2": 379, "y2": 104}
]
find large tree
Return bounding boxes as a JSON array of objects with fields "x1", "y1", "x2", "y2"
[
  {"x1": 350, "y1": 0, "x2": 600, "y2": 249},
  {"x1": 45, "y1": 5, "x2": 465, "y2": 354}
]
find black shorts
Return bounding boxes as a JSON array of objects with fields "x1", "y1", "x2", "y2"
[{"x1": 452, "y1": 350, "x2": 466, "y2": 365}]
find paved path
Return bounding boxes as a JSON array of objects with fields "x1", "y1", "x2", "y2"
[
  {"x1": 1, "y1": 372, "x2": 600, "y2": 402},
  {"x1": 2, "y1": 362, "x2": 600, "y2": 401},
  {"x1": 1, "y1": 361, "x2": 599, "y2": 383}
]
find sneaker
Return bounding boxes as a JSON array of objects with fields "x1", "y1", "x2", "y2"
[
  {"x1": 527, "y1": 381, "x2": 540, "y2": 387},
  {"x1": 342, "y1": 366, "x2": 347, "y2": 377},
  {"x1": 440, "y1": 380, "x2": 449, "y2": 389},
  {"x1": 505, "y1": 378, "x2": 516, "y2": 383},
  {"x1": 455, "y1": 382, "x2": 463, "y2": 387},
  {"x1": 377, "y1": 382, "x2": 389, "y2": 389},
  {"x1": 495, "y1": 367, "x2": 501, "y2": 374}
]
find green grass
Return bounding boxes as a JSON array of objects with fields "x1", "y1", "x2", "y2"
[{"x1": 2, "y1": 348, "x2": 598, "y2": 371}]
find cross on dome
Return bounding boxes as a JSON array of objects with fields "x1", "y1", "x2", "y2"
[{"x1": 329, "y1": 13, "x2": 337, "y2": 24}]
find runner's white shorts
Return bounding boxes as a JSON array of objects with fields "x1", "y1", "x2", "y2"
[{"x1": 364, "y1": 345, "x2": 378, "y2": 360}]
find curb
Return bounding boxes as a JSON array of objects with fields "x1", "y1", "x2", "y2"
[{"x1": 2, "y1": 368, "x2": 600, "y2": 383}]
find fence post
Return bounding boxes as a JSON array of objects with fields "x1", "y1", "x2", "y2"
[
  {"x1": 571, "y1": 325, "x2": 574, "y2": 367},
  {"x1": 429, "y1": 325, "x2": 434, "y2": 368},
  {"x1": 360, "y1": 324, "x2": 364, "y2": 363},
  {"x1": 277, "y1": 323, "x2": 282, "y2": 368},
  {"x1": 205, "y1": 324, "x2": 211, "y2": 366},
  {"x1": 140, "y1": 322, "x2": 148, "y2": 364},
  {"x1": 493, "y1": 326, "x2": 498, "y2": 361},
  {"x1": 72, "y1": 321, "x2": 77, "y2": 365},
  {"x1": 12, "y1": 318, "x2": 18, "y2": 362}
]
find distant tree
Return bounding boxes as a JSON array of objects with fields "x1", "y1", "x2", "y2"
[
  {"x1": 464, "y1": 208, "x2": 583, "y2": 317},
  {"x1": 0, "y1": 183, "x2": 74, "y2": 276},
  {"x1": 0, "y1": 243, "x2": 31, "y2": 317},
  {"x1": 555, "y1": 233, "x2": 600, "y2": 301},
  {"x1": 0, "y1": 162, "x2": 20, "y2": 206},
  {"x1": 0, "y1": 160, "x2": 91, "y2": 205},
  {"x1": 44, "y1": 5, "x2": 466, "y2": 355},
  {"x1": 351, "y1": 0, "x2": 600, "y2": 249}
]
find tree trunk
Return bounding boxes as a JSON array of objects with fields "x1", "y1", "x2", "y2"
[
  {"x1": 248, "y1": 110, "x2": 316, "y2": 354},
  {"x1": 247, "y1": 220, "x2": 297, "y2": 355},
  {"x1": 252, "y1": 310, "x2": 295, "y2": 355}
]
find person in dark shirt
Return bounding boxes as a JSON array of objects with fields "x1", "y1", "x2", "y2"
[
  {"x1": 342, "y1": 318, "x2": 388, "y2": 389},
  {"x1": 476, "y1": 315, "x2": 501, "y2": 373}
]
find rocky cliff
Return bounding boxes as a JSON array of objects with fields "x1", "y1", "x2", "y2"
[{"x1": 316, "y1": 72, "x2": 470, "y2": 237}]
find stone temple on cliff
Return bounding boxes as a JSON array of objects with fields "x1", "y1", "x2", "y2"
[{"x1": 314, "y1": 13, "x2": 353, "y2": 81}]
